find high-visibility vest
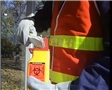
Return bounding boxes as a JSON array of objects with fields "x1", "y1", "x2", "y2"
[{"x1": 49, "y1": 1, "x2": 104, "y2": 83}]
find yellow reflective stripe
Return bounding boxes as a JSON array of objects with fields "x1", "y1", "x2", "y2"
[
  {"x1": 50, "y1": 70, "x2": 79, "y2": 83},
  {"x1": 49, "y1": 35, "x2": 104, "y2": 51}
]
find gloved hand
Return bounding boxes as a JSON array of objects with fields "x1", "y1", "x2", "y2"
[
  {"x1": 15, "y1": 19, "x2": 45, "y2": 48},
  {"x1": 27, "y1": 76, "x2": 71, "y2": 90}
]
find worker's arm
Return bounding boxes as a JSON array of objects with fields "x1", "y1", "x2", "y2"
[
  {"x1": 96, "y1": 1, "x2": 110, "y2": 52},
  {"x1": 70, "y1": 1, "x2": 110, "y2": 90},
  {"x1": 15, "y1": 1, "x2": 52, "y2": 47},
  {"x1": 70, "y1": 54, "x2": 110, "y2": 90}
]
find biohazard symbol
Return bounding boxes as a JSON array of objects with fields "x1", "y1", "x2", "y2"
[
  {"x1": 29, "y1": 63, "x2": 45, "y2": 78},
  {"x1": 33, "y1": 67, "x2": 43, "y2": 76},
  {"x1": 29, "y1": 63, "x2": 45, "y2": 81}
]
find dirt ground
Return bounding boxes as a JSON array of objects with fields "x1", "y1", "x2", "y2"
[{"x1": 1, "y1": 58, "x2": 25, "y2": 90}]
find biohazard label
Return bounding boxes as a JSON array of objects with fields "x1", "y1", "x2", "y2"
[{"x1": 28, "y1": 62, "x2": 45, "y2": 81}]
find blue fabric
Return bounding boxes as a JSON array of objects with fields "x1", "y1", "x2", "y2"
[
  {"x1": 70, "y1": 54, "x2": 110, "y2": 90},
  {"x1": 96, "y1": 1, "x2": 110, "y2": 15}
]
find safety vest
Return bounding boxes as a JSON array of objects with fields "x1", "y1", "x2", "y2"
[{"x1": 49, "y1": 1, "x2": 104, "y2": 83}]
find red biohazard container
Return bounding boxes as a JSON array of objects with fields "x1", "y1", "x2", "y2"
[{"x1": 27, "y1": 38, "x2": 50, "y2": 90}]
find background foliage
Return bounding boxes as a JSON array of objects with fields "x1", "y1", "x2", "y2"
[{"x1": 1, "y1": 1, "x2": 50, "y2": 90}]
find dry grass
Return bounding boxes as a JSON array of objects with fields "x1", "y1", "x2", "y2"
[{"x1": 1, "y1": 58, "x2": 25, "y2": 90}]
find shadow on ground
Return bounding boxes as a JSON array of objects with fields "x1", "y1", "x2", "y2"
[{"x1": 1, "y1": 58, "x2": 25, "y2": 71}]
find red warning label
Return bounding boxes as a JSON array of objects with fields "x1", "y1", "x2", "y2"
[{"x1": 28, "y1": 62, "x2": 45, "y2": 81}]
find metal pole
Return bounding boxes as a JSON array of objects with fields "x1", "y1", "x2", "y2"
[
  {"x1": 24, "y1": 1, "x2": 35, "y2": 90},
  {"x1": 0, "y1": 1, "x2": 1, "y2": 90}
]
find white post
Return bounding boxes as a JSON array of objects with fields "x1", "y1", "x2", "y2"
[{"x1": 24, "y1": 1, "x2": 35, "y2": 90}]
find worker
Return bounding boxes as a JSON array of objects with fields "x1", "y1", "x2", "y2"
[{"x1": 15, "y1": 1, "x2": 110, "y2": 90}]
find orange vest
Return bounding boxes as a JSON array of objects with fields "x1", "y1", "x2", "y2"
[{"x1": 49, "y1": 1, "x2": 104, "y2": 83}]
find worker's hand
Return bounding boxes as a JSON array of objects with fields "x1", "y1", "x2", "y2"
[
  {"x1": 15, "y1": 19, "x2": 45, "y2": 48},
  {"x1": 27, "y1": 76, "x2": 71, "y2": 90}
]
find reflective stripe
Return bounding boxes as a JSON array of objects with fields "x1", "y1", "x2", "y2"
[
  {"x1": 49, "y1": 35, "x2": 104, "y2": 51},
  {"x1": 50, "y1": 70, "x2": 79, "y2": 83}
]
